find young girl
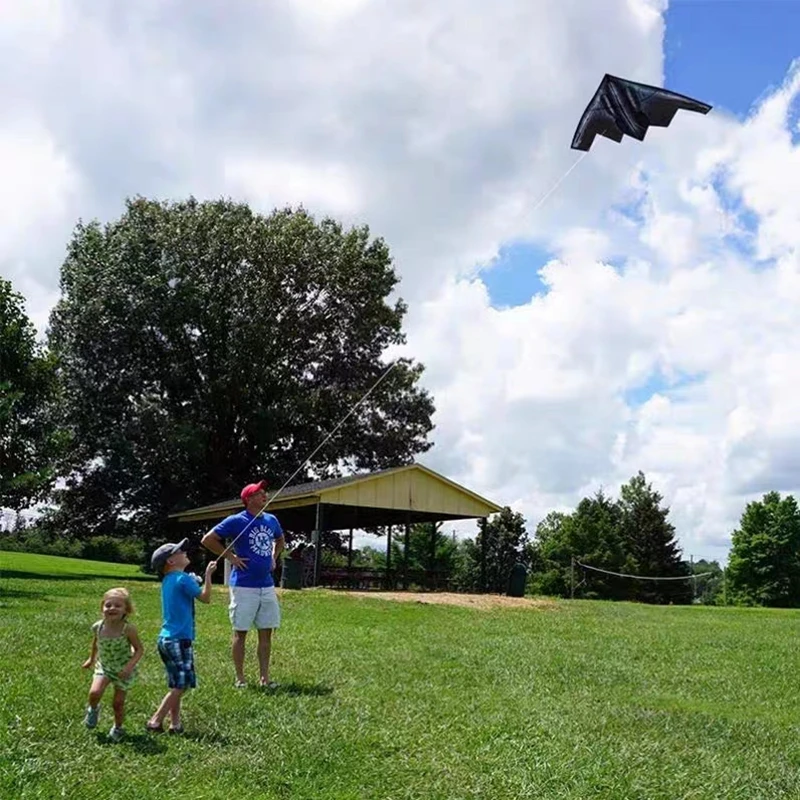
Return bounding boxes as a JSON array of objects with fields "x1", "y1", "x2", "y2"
[{"x1": 82, "y1": 587, "x2": 144, "y2": 741}]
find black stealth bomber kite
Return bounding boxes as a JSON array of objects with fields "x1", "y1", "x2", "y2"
[{"x1": 571, "y1": 74, "x2": 712, "y2": 152}]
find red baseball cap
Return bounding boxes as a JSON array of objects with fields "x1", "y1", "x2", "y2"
[{"x1": 241, "y1": 480, "x2": 268, "y2": 504}]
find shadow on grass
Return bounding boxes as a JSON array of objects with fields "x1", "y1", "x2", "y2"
[
  {"x1": 132, "y1": 728, "x2": 232, "y2": 746},
  {"x1": 0, "y1": 569, "x2": 155, "y2": 583},
  {"x1": 127, "y1": 729, "x2": 231, "y2": 748},
  {"x1": 94, "y1": 732, "x2": 168, "y2": 755},
  {"x1": 173, "y1": 730, "x2": 231, "y2": 745},
  {"x1": 248, "y1": 681, "x2": 334, "y2": 697},
  {"x1": 0, "y1": 586, "x2": 50, "y2": 602}
]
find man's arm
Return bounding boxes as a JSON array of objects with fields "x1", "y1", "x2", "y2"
[
  {"x1": 272, "y1": 535, "x2": 285, "y2": 571},
  {"x1": 201, "y1": 529, "x2": 248, "y2": 570}
]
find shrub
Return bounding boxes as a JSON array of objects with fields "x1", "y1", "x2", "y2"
[{"x1": 0, "y1": 528, "x2": 145, "y2": 565}]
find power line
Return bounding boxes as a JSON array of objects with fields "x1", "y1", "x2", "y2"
[{"x1": 576, "y1": 561, "x2": 714, "y2": 581}]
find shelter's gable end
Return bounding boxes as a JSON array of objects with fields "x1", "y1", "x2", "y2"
[
  {"x1": 320, "y1": 467, "x2": 496, "y2": 517},
  {"x1": 171, "y1": 494, "x2": 319, "y2": 524}
]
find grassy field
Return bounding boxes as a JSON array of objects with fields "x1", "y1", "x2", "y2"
[{"x1": 2, "y1": 552, "x2": 800, "y2": 800}]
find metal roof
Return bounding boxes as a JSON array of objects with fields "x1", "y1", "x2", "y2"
[{"x1": 169, "y1": 462, "x2": 503, "y2": 530}]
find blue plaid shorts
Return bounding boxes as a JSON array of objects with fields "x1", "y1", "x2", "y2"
[{"x1": 157, "y1": 637, "x2": 197, "y2": 690}]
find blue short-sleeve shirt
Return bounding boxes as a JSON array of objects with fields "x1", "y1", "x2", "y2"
[
  {"x1": 159, "y1": 571, "x2": 202, "y2": 640},
  {"x1": 213, "y1": 510, "x2": 284, "y2": 588}
]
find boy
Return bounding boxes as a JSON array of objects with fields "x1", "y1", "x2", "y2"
[{"x1": 146, "y1": 538, "x2": 217, "y2": 734}]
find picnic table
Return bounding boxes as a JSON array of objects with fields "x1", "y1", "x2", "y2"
[{"x1": 317, "y1": 566, "x2": 452, "y2": 591}]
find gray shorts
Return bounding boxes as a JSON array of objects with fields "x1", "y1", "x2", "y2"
[{"x1": 229, "y1": 585, "x2": 281, "y2": 631}]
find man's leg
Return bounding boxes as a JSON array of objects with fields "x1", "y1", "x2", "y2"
[
  {"x1": 255, "y1": 586, "x2": 281, "y2": 686},
  {"x1": 229, "y1": 586, "x2": 257, "y2": 685},
  {"x1": 232, "y1": 630, "x2": 248, "y2": 685},
  {"x1": 257, "y1": 628, "x2": 273, "y2": 685}
]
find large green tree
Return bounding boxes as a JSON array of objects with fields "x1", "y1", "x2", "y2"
[
  {"x1": 726, "y1": 491, "x2": 800, "y2": 607},
  {"x1": 388, "y1": 522, "x2": 458, "y2": 582},
  {"x1": 46, "y1": 197, "x2": 435, "y2": 542},
  {"x1": 617, "y1": 472, "x2": 690, "y2": 604},
  {"x1": 0, "y1": 277, "x2": 62, "y2": 512},
  {"x1": 527, "y1": 477, "x2": 689, "y2": 603},
  {"x1": 528, "y1": 491, "x2": 630, "y2": 599},
  {"x1": 451, "y1": 507, "x2": 528, "y2": 593},
  {"x1": 690, "y1": 558, "x2": 725, "y2": 606}
]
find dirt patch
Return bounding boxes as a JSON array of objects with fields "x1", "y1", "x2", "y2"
[{"x1": 339, "y1": 590, "x2": 558, "y2": 611}]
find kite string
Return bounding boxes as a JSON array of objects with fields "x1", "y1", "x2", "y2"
[
  {"x1": 67, "y1": 138, "x2": 600, "y2": 568},
  {"x1": 214, "y1": 359, "x2": 399, "y2": 561},
  {"x1": 521, "y1": 123, "x2": 615, "y2": 224},
  {"x1": 209, "y1": 140, "x2": 602, "y2": 564},
  {"x1": 527, "y1": 150, "x2": 591, "y2": 217}
]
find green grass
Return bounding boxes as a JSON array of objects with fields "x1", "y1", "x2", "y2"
[{"x1": 2, "y1": 551, "x2": 800, "y2": 799}]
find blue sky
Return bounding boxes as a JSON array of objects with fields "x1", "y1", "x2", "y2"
[
  {"x1": 664, "y1": 0, "x2": 800, "y2": 121},
  {"x1": 6, "y1": 0, "x2": 798, "y2": 556},
  {"x1": 481, "y1": 0, "x2": 800, "y2": 403},
  {"x1": 482, "y1": 0, "x2": 800, "y2": 310}
]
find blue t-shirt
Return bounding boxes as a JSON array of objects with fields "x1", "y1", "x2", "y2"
[
  {"x1": 213, "y1": 510, "x2": 284, "y2": 588},
  {"x1": 159, "y1": 571, "x2": 202, "y2": 640}
]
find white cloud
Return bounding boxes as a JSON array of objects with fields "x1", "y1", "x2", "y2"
[
  {"x1": 2, "y1": 0, "x2": 799, "y2": 564},
  {"x1": 224, "y1": 157, "x2": 362, "y2": 217},
  {"x1": 405, "y1": 58, "x2": 800, "y2": 563},
  {"x1": 0, "y1": 117, "x2": 81, "y2": 332},
  {"x1": 0, "y1": 119, "x2": 80, "y2": 254}
]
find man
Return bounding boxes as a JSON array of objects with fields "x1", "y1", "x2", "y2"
[{"x1": 201, "y1": 480, "x2": 285, "y2": 688}]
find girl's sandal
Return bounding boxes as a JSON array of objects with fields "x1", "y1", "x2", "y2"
[
  {"x1": 145, "y1": 722, "x2": 164, "y2": 733},
  {"x1": 168, "y1": 725, "x2": 185, "y2": 735}
]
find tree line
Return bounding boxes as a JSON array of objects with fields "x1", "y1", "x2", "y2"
[
  {"x1": 336, "y1": 477, "x2": 795, "y2": 608},
  {"x1": 338, "y1": 474, "x2": 703, "y2": 604},
  {"x1": 2, "y1": 197, "x2": 434, "y2": 563},
  {"x1": 1, "y1": 195, "x2": 796, "y2": 606}
]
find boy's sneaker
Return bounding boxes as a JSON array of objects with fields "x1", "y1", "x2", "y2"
[
  {"x1": 108, "y1": 725, "x2": 125, "y2": 742},
  {"x1": 84, "y1": 706, "x2": 99, "y2": 729}
]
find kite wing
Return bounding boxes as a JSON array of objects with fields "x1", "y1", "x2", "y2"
[{"x1": 571, "y1": 74, "x2": 712, "y2": 152}]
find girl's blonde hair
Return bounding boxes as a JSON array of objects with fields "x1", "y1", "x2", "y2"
[{"x1": 101, "y1": 587, "x2": 135, "y2": 617}]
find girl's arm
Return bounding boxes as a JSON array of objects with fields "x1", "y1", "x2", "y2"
[
  {"x1": 119, "y1": 624, "x2": 144, "y2": 680},
  {"x1": 82, "y1": 630, "x2": 97, "y2": 669}
]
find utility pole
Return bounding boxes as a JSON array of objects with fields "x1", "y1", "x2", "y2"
[
  {"x1": 570, "y1": 556, "x2": 575, "y2": 600},
  {"x1": 722, "y1": 569, "x2": 727, "y2": 606},
  {"x1": 479, "y1": 518, "x2": 487, "y2": 593}
]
